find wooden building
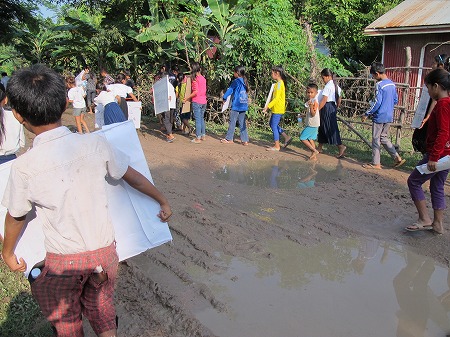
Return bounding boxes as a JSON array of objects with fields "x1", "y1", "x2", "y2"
[{"x1": 364, "y1": 0, "x2": 450, "y2": 92}]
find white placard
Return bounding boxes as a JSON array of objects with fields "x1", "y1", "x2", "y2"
[
  {"x1": 411, "y1": 85, "x2": 430, "y2": 129},
  {"x1": 264, "y1": 84, "x2": 275, "y2": 109},
  {"x1": 416, "y1": 155, "x2": 450, "y2": 174},
  {"x1": 127, "y1": 101, "x2": 142, "y2": 128},
  {"x1": 153, "y1": 76, "x2": 170, "y2": 115},
  {"x1": 0, "y1": 121, "x2": 172, "y2": 276},
  {"x1": 221, "y1": 96, "x2": 231, "y2": 112}
]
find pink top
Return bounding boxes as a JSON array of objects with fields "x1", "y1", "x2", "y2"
[{"x1": 191, "y1": 74, "x2": 207, "y2": 104}]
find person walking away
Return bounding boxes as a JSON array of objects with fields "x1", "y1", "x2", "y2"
[
  {"x1": 107, "y1": 73, "x2": 138, "y2": 120},
  {"x1": 317, "y1": 68, "x2": 346, "y2": 158},
  {"x1": 0, "y1": 88, "x2": 25, "y2": 164},
  {"x1": 361, "y1": 62, "x2": 405, "y2": 169},
  {"x1": 2, "y1": 64, "x2": 172, "y2": 337},
  {"x1": 220, "y1": 65, "x2": 250, "y2": 146},
  {"x1": 85, "y1": 68, "x2": 97, "y2": 114},
  {"x1": 406, "y1": 68, "x2": 450, "y2": 234},
  {"x1": 94, "y1": 82, "x2": 125, "y2": 125},
  {"x1": 66, "y1": 76, "x2": 90, "y2": 134},
  {"x1": 183, "y1": 62, "x2": 207, "y2": 144},
  {"x1": 300, "y1": 83, "x2": 321, "y2": 160},
  {"x1": 262, "y1": 65, "x2": 292, "y2": 151}
]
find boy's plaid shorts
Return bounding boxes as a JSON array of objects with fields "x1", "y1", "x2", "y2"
[{"x1": 31, "y1": 243, "x2": 119, "y2": 337}]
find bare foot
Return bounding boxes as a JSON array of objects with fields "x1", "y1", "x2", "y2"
[
  {"x1": 432, "y1": 222, "x2": 444, "y2": 234},
  {"x1": 309, "y1": 150, "x2": 319, "y2": 160},
  {"x1": 337, "y1": 145, "x2": 346, "y2": 158}
]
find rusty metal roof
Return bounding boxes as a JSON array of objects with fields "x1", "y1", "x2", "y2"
[{"x1": 364, "y1": 0, "x2": 450, "y2": 36}]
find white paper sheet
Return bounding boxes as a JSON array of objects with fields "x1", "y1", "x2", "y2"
[
  {"x1": 416, "y1": 155, "x2": 450, "y2": 174},
  {"x1": 411, "y1": 85, "x2": 430, "y2": 129},
  {"x1": 0, "y1": 121, "x2": 172, "y2": 276},
  {"x1": 264, "y1": 84, "x2": 275, "y2": 109},
  {"x1": 127, "y1": 101, "x2": 142, "y2": 128},
  {"x1": 221, "y1": 96, "x2": 231, "y2": 112},
  {"x1": 153, "y1": 76, "x2": 170, "y2": 114}
]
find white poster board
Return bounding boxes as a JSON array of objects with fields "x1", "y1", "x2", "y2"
[
  {"x1": 0, "y1": 121, "x2": 172, "y2": 276},
  {"x1": 221, "y1": 96, "x2": 231, "y2": 112},
  {"x1": 411, "y1": 85, "x2": 430, "y2": 129},
  {"x1": 264, "y1": 84, "x2": 275, "y2": 109},
  {"x1": 416, "y1": 155, "x2": 450, "y2": 174},
  {"x1": 127, "y1": 101, "x2": 142, "y2": 128},
  {"x1": 153, "y1": 76, "x2": 170, "y2": 115}
]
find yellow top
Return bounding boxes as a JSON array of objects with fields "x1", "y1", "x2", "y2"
[{"x1": 267, "y1": 80, "x2": 286, "y2": 114}]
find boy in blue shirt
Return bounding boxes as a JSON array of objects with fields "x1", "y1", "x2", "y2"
[{"x1": 362, "y1": 62, "x2": 405, "y2": 169}]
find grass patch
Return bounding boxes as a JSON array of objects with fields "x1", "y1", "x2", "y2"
[{"x1": 0, "y1": 243, "x2": 53, "y2": 336}]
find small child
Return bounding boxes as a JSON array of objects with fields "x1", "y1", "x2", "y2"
[
  {"x1": 67, "y1": 76, "x2": 90, "y2": 133},
  {"x1": 2, "y1": 64, "x2": 172, "y2": 337},
  {"x1": 94, "y1": 81, "x2": 125, "y2": 125},
  {"x1": 300, "y1": 83, "x2": 321, "y2": 160}
]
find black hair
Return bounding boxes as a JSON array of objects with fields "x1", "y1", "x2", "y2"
[
  {"x1": 272, "y1": 65, "x2": 287, "y2": 90},
  {"x1": 177, "y1": 72, "x2": 185, "y2": 82},
  {"x1": 116, "y1": 73, "x2": 126, "y2": 83},
  {"x1": 6, "y1": 64, "x2": 67, "y2": 126},
  {"x1": 1, "y1": 72, "x2": 7, "y2": 77},
  {"x1": 320, "y1": 68, "x2": 340, "y2": 103},
  {"x1": 434, "y1": 54, "x2": 448, "y2": 67},
  {"x1": 307, "y1": 83, "x2": 318, "y2": 91},
  {"x1": 190, "y1": 62, "x2": 201, "y2": 81},
  {"x1": 171, "y1": 65, "x2": 179, "y2": 73},
  {"x1": 96, "y1": 81, "x2": 106, "y2": 91},
  {"x1": 424, "y1": 68, "x2": 450, "y2": 90},
  {"x1": 369, "y1": 62, "x2": 385, "y2": 74},
  {"x1": 234, "y1": 65, "x2": 249, "y2": 92}
]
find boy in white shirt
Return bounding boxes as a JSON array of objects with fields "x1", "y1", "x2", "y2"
[
  {"x1": 2, "y1": 65, "x2": 172, "y2": 337},
  {"x1": 300, "y1": 83, "x2": 321, "y2": 160}
]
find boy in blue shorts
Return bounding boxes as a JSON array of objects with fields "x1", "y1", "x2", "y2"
[
  {"x1": 1, "y1": 64, "x2": 172, "y2": 337},
  {"x1": 300, "y1": 83, "x2": 321, "y2": 160}
]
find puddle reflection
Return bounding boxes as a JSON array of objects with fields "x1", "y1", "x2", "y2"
[
  {"x1": 214, "y1": 160, "x2": 345, "y2": 189},
  {"x1": 190, "y1": 238, "x2": 450, "y2": 337}
]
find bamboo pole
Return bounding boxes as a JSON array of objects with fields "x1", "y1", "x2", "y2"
[{"x1": 395, "y1": 47, "x2": 411, "y2": 149}]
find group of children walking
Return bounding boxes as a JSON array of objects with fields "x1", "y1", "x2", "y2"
[{"x1": 65, "y1": 68, "x2": 138, "y2": 133}]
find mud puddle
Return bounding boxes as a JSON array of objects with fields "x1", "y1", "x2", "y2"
[
  {"x1": 188, "y1": 238, "x2": 450, "y2": 337},
  {"x1": 215, "y1": 160, "x2": 363, "y2": 190}
]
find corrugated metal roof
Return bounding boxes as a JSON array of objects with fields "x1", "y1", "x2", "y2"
[{"x1": 366, "y1": 0, "x2": 450, "y2": 30}]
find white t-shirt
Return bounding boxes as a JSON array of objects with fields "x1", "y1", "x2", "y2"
[
  {"x1": 2, "y1": 126, "x2": 129, "y2": 254},
  {"x1": 94, "y1": 91, "x2": 117, "y2": 106},
  {"x1": 306, "y1": 93, "x2": 320, "y2": 127},
  {"x1": 107, "y1": 83, "x2": 132, "y2": 98},
  {"x1": 0, "y1": 108, "x2": 25, "y2": 155},
  {"x1": 68, "y1": 87, "x2": 86, "y2": 108},
  {"x1": 319, "y1": 80, "x2": 342, "y2": 103}
]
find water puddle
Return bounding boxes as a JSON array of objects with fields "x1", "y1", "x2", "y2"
[
  {"x1": 214, "y1": 160, "x2": 347, "y2": 189},
  {"x1": 189, "y1": 238, "x2": 450, "y2": 337}
]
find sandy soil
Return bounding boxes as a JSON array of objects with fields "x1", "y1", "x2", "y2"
[{"x1": 44, "y1": 112, "x2": 450, "y2": 336}]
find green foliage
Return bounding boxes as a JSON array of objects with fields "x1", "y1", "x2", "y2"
[{"x1": 300, "y1": 0, "x2": 403, "y2": 66}]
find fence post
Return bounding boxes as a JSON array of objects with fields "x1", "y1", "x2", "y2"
[{"x1": 396, "y1": 46, "x2": 411, "y2": 149}]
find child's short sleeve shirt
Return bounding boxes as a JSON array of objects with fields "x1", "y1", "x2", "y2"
[{"x1": 2, "y1": 126, "x2": 129, "y2": 254}]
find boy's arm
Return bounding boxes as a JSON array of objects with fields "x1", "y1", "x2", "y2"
[
  {"x1": 122, "y1": 166, "x2": 172, "y2": 222},
  {"x1": 310, "y1": 101, "x2": 319, "y2": 116},
  {"x1": 2, "y1": 212, "x2": 27, "y2": 272}
]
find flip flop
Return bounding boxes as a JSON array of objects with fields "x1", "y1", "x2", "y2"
[
  {"x1": 220, "y1": 139, "x2": 232, "y2": 144},
  {"x1": 362, "y1": 163, "x2": 382, "y2": 169},
  {"x1": 266, "y1": 147, "x2": 280, "y2": 151},
  {"x1": 394, "y1": 159, "x2": 406, "y2": 168},
  {"x1": 405, "y1": 223, "x2": 433, "y2": 232},
  {"x1": 284, "y1": 138, "x2": 293, "y2": 149},
  {"x1": 191, "y1": 138, "x2": 201, "y2": 144}
]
